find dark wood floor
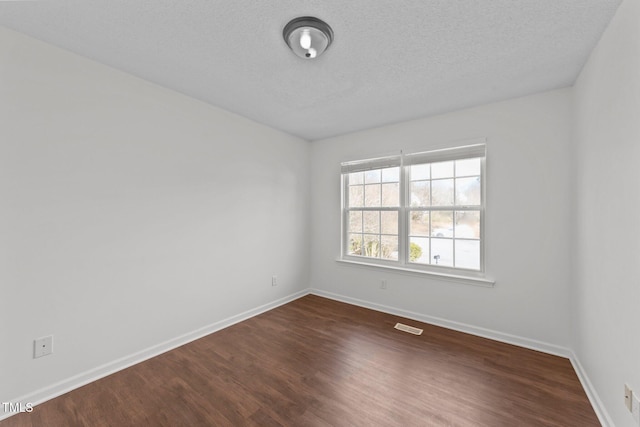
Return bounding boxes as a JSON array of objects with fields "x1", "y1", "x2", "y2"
[{"x1": 2, "y1": 295, "x2": 599, "y2": 426}]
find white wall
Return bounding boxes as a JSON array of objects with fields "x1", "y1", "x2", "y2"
[
  {"x1": 572, "y1": 0, "x2": 640, "y2": 425},
  {"x1": 310, "y1": 89, "x2": 573, "y2": 350},
  {"x1": 0, "y1": 27, "x2": 310, "y2": 404}
]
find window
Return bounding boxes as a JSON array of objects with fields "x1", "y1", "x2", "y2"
[{"x1": 341, "y1": 143, "x2": 486, "y2": 276}]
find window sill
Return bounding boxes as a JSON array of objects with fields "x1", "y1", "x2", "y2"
[{"x1": 335, "y1": 258, "x2": 495, "y2": 287}]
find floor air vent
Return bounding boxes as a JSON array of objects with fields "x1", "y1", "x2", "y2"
[{"x1": 394, "y1": 323, "x2": 423, "y2": 335}]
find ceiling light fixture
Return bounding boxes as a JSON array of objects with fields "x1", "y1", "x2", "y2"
[{"x1": 283, "y1": 17, "x2": 333, "y2": 59}]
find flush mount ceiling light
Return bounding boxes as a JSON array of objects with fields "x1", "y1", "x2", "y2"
[{"x1": 283, "y1": 16, "x2": 333, "y2": 59}]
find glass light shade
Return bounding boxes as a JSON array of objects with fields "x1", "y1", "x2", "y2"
[{"x1": 283, "y1": 17, "x2": 333, "y2": 59}]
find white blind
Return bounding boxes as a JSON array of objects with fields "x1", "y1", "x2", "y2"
[
  {"x1": 404, "y1": 143, "x2": 486, "y2": 165},
  {"x1": 341, "y1": 155, "x2": 401, "y2": 174}
]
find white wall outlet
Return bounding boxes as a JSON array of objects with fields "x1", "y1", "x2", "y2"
[
  {"x1": 380, "y1": 279, "x2": 387, "y2": 289},
  {"x1": 626, "y1": 384, "x2": 633, "y2": 411},
  {"x1": 271, "y1": 275, "x2": 277, "y2": 286},
  {"x1": 34, "y1": 335, "x2": 53, "y2": 358},
  {"x1": 632, "y1": 391, "x2": 640, "y2": 424}
]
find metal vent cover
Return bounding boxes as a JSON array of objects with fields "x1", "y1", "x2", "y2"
[{"x1": 394, "y1": 322, "x2": 423, "y2": 335}]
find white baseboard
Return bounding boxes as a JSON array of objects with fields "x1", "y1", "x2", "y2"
[
  {"x1": 309, "y1": 288, "x2": 571, "y2": 358},
  {"x1": 0, "y1": 289, "x2": 309, "y2": 422},
  {"x1": 569, "y1": 352, "x2": 612, "y2": 427}
]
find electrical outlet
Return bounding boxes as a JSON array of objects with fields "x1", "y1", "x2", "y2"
[
  {"x1": 380, "y1": 279, "x2": 387, "y2": 289},
  {"x1": 34, "y1": 335, "x2": 53, "y2": 358},
  {"x1": 271, "y1": 275, "x2": 277, "y2": 286},
  {"x1": 626, "y1": 384, "x2": 633, "y2": 411},
  {"x1": 632, "y1": 392, "x2": 640, "y2": 424}
]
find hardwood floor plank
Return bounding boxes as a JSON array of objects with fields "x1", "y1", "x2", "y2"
[{"x1": 1, "y1": 295, "x2": 599, "y2": 426}]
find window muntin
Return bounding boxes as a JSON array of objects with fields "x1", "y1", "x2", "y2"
[{"x1": 342, "y1": 144, "x2": 485, "y2": 274}]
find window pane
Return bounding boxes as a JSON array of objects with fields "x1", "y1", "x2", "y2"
[
  {"x1": 364, "y1": 184, "x2": 381, "y2": 207},
  {"x1": 411, "y1": 164, "x2": 430, "y2": 181},
  {"x1": 455, "y1": 240, "x2": 480, "y2": 270},
  {"x1": 409, "y1": 181, "x2": 430, "y2": 207},
  {"x1": 432, "y1": 179, "x2": 454, "y2": 206},
  {"x1": 349, "y1": 171, "x2": 364, "y2": 185},
  {"x1": 381, "y1": 211, "x2": 398, "y2": 235},
  {"x1": 348, "y1": 234, "x2": 363, "y2": 256},
  {"x1": 431, "y1": 211, "x2": 453, "y2": 237},
  {"x1": 364, "y1": 169, "x2": 381, "y2": 184},
  {"x1": 432, "y1": 161, "x2": 454, "y2": 179},
  {"x1": 363, "y1": 234, "x2": 380, "y2": 258},
  {"x1": 455, "y1": 177, "x2": 481, "y2": 206},
  {"x1": 382, "y1": 167, "x2": 400, "y2": 183},
  {"x1": 349, "y1": 185, "x2": 364, "y2": 208},
  {"x1": 409, "y1": 211, "x2": 430, "y2": 237},
  {"x1": 363, "y1": 211, "x2": 380, "y2": 233},
  {"x1": 381, "y1": 235, "x2": 398, "y2": 260},
  {"x1": 349, "y1": 211, "x2": 362, "y2": 233},
  {"x1": 455, "y1": 211, "x2": 480, "y2": 239},
  {"x1": 431, "y1": 238, "x2": 453, "y2": 266},
  {"x1": 456, "y1": 158, "x2": 480, "y2": 177},
  {"x1": 409, "y1": 237, "x2": 429, "y2": 264},
  {"x1": 381, "y1": 183, "x2": 399, "y2": 207}
]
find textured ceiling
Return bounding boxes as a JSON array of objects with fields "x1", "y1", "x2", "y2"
[{"x1": 0, "y1": 0, "x2": 622, "y2": 141}]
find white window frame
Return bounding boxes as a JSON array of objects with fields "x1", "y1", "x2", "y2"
[{"x1": 340, "y1": 141, "x2": 490, "y2": 284}]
